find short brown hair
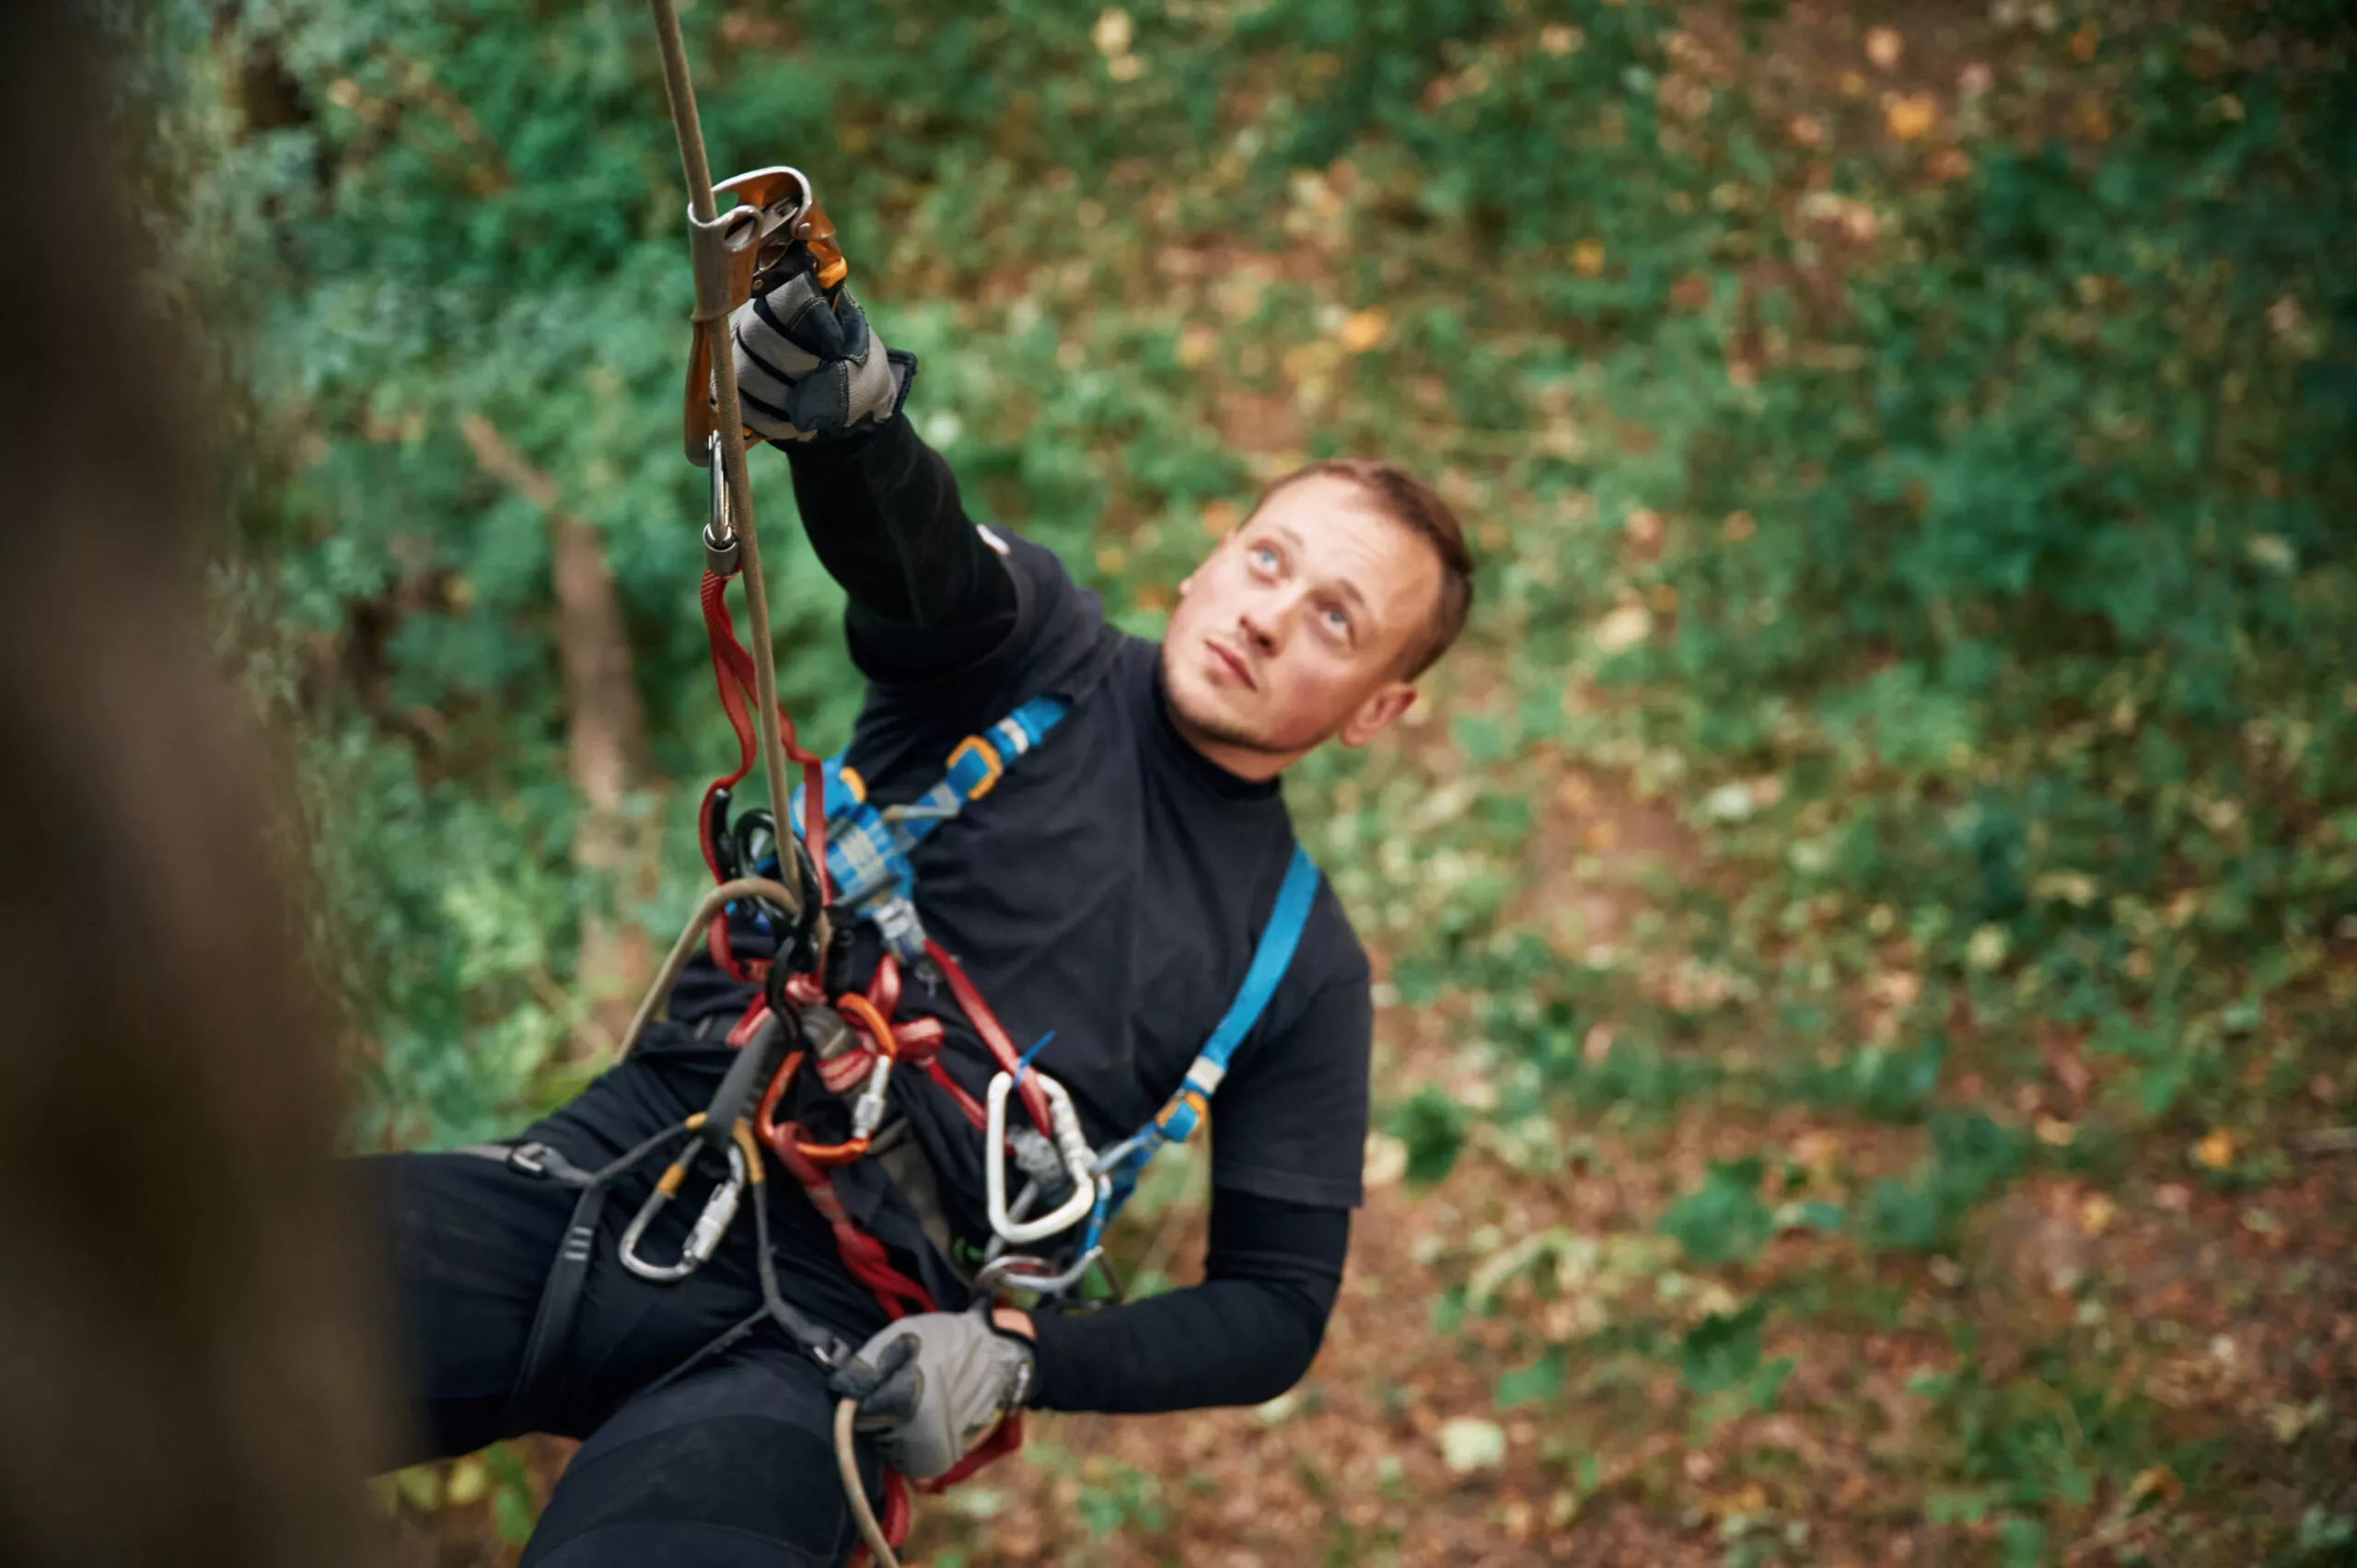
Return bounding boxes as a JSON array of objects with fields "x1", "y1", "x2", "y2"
[{"x1": 1251, "y1": 459, "x2": 1474, "y2": 678}]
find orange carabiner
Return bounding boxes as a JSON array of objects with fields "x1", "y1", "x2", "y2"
[
  {"x1": 832, "y1": 992, "x2": 898, "y2": 1062},
  {"x1": 754, "y1": 994, "x2": 904, "y2": 1167}
]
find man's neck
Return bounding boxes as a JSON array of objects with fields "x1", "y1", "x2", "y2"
[{"x1": 1163, "y1": 704, "x2": 1306, "y2": 784}]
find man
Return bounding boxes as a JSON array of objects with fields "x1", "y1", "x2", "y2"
[{"x1": 377, "y1": 240, "x2": 1473, "y2": 1564}]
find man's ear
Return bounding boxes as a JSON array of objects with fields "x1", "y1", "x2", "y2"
[{"x1": 1338, "y1": 681, "x2": 1417, "y2": 749}]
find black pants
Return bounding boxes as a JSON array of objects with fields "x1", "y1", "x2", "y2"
[{"x1": 371, "y1": 1045, "x2": 890, "y2": 1566}]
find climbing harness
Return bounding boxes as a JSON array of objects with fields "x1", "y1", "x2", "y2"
[{"x1": 472, "y1": 7, "x2": 1331, "y2": 1562}]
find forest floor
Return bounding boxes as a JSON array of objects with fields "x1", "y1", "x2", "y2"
[
  {"x1": 357, "y1": 2, "x2": 2357, "y2": 1559},
  {"x1": 384, "y1": 763, "x2": 2357, "y2": 1567}
]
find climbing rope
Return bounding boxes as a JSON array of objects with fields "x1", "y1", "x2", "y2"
[
  {"x1": 641, "y1": 0, "x2": 806, "y2": 939},
  {"x1": 635, "y1": 1, "x2": 900, "y2": 1559},
  {"x1": 837, "y1": 1398, "x2": 900, "y2": 1567}
]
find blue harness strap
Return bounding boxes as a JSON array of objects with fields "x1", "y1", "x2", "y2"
[
  {"x1": 1147, "y1": 843, "x2": 1322, "y2": 1144},
  {"x1": 1087, "y1": 843, "x2": 1322, "y2": 1244}
]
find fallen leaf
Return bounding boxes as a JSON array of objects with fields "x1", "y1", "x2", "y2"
[
  {"x1": 1703, "y1": 783, "x2": 1755, "y2": 823},
  {"x1": 1091, "y1": 7, "x2": 1132, "y2": 57},
  {"x1": 1337, "y1": 308, "x2": 1389, "y2": 354},
  {"x1": 2193, "y1": 1130, "x2": 2235, "y2": 1170},
  {"x1": 1572, "y1": 238, "x2": 1607, "y2": 276},
  {"x1": 2078, "y1": 1192, "x2": 2116, "y2": 1236},
  {"x1": 445, "y1": 1457, "x2": 487, "y2": 1506},
  {"x1": 1256, "y1": 1389, "x2": 1302, "y2": 1426},
  {"x1": 1865, "y1": 27, "x2": 1904, "y2": 70},
  {"x1": 1594, "y1": 604, "x2": 1653, "y2": 654},
  {"x1": 1439, "y1": 1416, "x2": 1507, "y2": 1474},
  {"x1": 1885, "y1": 95, "x2": 1936, "y2": 141},
  {"x1": 1364, "y1": 1132, "x2": 1409, "y2": 1190},
  {"x1": 1708, "y1": 1481, "x2": 1769, "y2": 1520},
  {"x1": 1176, "y1": 322, "x2": 1218, "y2": 368}
]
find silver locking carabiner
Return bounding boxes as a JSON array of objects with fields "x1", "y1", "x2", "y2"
[{"x1": 620, "y1": 1137, "x2": 749, "y2": 1283}]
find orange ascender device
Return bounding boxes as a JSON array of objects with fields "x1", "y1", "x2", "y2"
[{"x1": 681, "y1": 165, "x2": 849, "y2": 465}]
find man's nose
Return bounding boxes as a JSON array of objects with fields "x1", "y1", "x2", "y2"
[{"x1": 1237, "y1": 586, "x2": 1297, "y2": 654}]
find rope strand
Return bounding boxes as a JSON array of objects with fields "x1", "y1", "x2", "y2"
[{"x1": 643, "y1": 0, "x2": 811, "y2": 942}]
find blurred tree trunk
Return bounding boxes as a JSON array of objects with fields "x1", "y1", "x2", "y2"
[
  {"x1": 459, "y1": 415, "x2": 654, "y2": 1055},
  {"x1": 1, "y1": 10, "x2": 394, "y2": 1561}
]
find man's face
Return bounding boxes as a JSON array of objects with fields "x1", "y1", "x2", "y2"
[{"x1": 1160, "y1": 475, "x2": 1441, "y2": 776}]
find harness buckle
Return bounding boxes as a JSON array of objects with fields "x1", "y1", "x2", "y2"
[
  {"x1": 620, "y1": 1140, "x2": 749, "y2": 1283},
  {"x1": 944, "y1": 735, "x2": 1004, "y2": 800}
]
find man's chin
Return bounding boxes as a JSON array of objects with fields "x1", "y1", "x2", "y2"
[{"x1": 1163, "y1": 665, "x2": 1277, "y2": 755}]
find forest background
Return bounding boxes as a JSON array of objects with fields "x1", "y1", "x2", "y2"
[{"x1": 127, "y1": 0, "x2": 2354, "y2": 1562}]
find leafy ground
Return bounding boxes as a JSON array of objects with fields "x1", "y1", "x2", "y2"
[
  {"x1": 137, "y1": 0, "x2": 2357, "y2": 1561},
  {"x1": 386, "y1": 664, "x2": 2357, "y2": 1566}
]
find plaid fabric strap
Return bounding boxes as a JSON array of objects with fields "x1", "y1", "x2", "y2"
[{"x1": 794, "y1": 694, "x2": 1068, "y2": 961}]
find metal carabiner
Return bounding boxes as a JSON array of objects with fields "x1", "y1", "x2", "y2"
[
  {"x1": 704, "y1": 430, "x2": 740, "y2": 575},
  {"x1": 984, "y1": 1070, "x2": 1099, "y2": 1246},
  {"x1": 975, "y1": 1247, "x2": 1106, "y2": 1300},
  {"x1": 620, "y1": 1138, "x2": 749, "y2": 1283}
]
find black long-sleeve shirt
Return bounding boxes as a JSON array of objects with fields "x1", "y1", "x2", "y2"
[{"x1": 653, "y1": 415, "x2": 1371, "y2": 1412}]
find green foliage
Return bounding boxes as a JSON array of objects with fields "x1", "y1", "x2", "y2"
[
  {"x1": 1863, "y1": 1112, "x2": 2026, "y2": 1252},
  {"x1": 136, "y1": 0, "x2": 2357, "y2": 1551},
  {"x1": 1910, "y1": 1338, "x2": 2177, "y2": 1539},
  {"x1": 480, "y1": 1445, "x2": 539, "y2": 1548},
  {"x1": 1493, "y1": 1347, "x2": 1566, "y2": 1411},
  {"x1": 1661, "y1": 1158, "x2": 1773, "y2": 1266},
  {"x1": 161, "y1": 0, "x2": 2357, "y2": 1153},
  {"x1": 1678, "y1": 1301, "x2": 1792, "y2": 1417},
  {"x1": 1386, "y1": 1085, "x2": 1469, "y2": 1187}
]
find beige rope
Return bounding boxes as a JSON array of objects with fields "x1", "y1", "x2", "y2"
[
  {"x1": 615, "y1": 877, "x2": 802, "y2": 1058},
  {"x1": 643, "y1": 0, "x2": 802, "y2": 933},
  {"x1": 639, "y1": 13, "x2": 891, "y2": 1560},
  {"x1": 836, "y1": 1398, "x2": 901, "y2": 1567}
]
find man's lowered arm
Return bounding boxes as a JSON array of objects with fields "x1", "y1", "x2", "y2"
[{"x1": 1026, "y1": 1188, "x2": 1349, "y2": 1414}]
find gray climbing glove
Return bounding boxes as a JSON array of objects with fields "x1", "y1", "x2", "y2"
[
  {"x1": 727, "y1": 254, "x2": 916, "y2": 443},
  {"x1": 828, "y1": 1307, "x2": 1033, "y2": 1482}
]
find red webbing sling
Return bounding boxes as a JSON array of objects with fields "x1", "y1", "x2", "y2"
[{"x1": 698, "y1": 569, "x2": 831, "y2": 981}]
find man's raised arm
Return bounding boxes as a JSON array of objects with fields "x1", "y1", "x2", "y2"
[{"x1": 728, "y1": 265, "x2": 1016, "y2": 684}]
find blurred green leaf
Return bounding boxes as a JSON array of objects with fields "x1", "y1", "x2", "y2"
[
  {"x1": 1387, "y1": 1086, "x2": 1469, "y2": 1188},
  {"x1": 1661, "y1": 1158, "x2": 1773, "y2": 1265}
]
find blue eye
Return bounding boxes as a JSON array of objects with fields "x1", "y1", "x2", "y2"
[{"x1": 1249, "y1": 545, "x2": 1280, "y2": 571}]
